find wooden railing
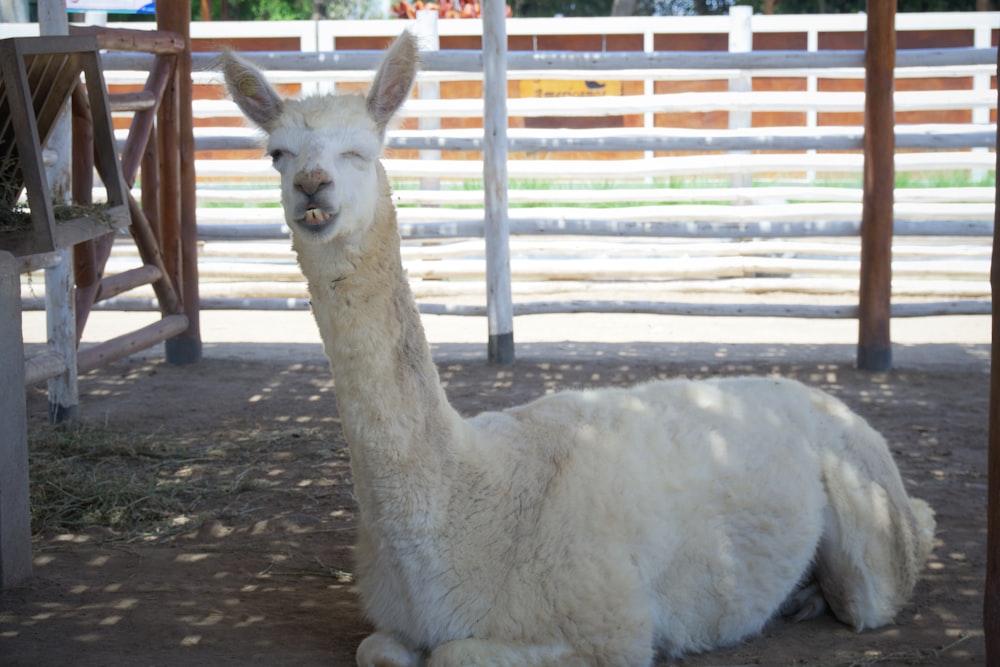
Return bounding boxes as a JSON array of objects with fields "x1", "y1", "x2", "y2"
[{"x1": 12, "y1": 12, "x2": 1000, "y2": 324}]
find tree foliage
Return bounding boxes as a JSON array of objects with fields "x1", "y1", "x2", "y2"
[{"x1": 193, "y1": 0, "x2": 382, "y2": 20}]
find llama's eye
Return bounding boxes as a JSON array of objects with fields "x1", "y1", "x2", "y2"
[
  {"x1": 269, "y1": 149, "x2": 284, "y2": 162},
  {"x1": 341, "y1": 150, "x2": 367, "y2": 163}
]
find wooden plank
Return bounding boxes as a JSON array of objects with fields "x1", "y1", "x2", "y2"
[
  {"x1": 192, "y1": 151, "x2": 997, "y2": 181},
  {"x1": 0, "y1": 250, "x2": 32, "y2": 589},
  {"x1": 985, "y1": 38, "x2": 1000, "y2": 667},
  {"x1": 68, "y1": 24, "x2": 185, "y2": 55},
  {"x1": 857, "y1": 0, "x2": 896, "y2": 372},
  {"x1": 77, "y1": 313, "x2": 189, "y2": 373},
  {"x1": 0, "y1": 39, "x2": 57, "y2": 254}
]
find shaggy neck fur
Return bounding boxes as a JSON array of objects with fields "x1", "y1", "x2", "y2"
[{"x1": 294, "y1": 166, "x2": 464, "y2": 525}]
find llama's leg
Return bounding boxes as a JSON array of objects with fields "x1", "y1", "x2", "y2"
[
  {"x1": 780, "y1": 578, "x2": 829, "y2": 623},
  {"x1": 356, "y1": 632, "x2": 424, "y2": 667}
]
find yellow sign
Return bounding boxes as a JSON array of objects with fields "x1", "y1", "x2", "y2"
[{"x1": 520, "y1": 80, "x2": 622, "y2": 98}]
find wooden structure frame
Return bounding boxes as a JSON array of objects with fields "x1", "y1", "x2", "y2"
[
  {"x1": 0, "y1": 35, "x2": 130, "y2": 256},
  {"x1": 1, "y1": 4, "x2": 200, "y2": 589}
]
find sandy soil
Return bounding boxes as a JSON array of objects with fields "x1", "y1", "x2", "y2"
[{"x1": 2, "y1": 310, "x2": 991, "y2": 666}]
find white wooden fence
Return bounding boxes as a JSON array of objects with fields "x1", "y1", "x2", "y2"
[{"x1": 12, "y1": 12, "x2": 1000, "y2": 319}]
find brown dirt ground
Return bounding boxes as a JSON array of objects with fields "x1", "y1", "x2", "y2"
[{"x1": 1, "y1": 334, "x2": 990, "y2": 666}]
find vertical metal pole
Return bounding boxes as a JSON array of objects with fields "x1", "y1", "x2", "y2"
[
  {"x1": 857, "y1": 0, "x2": 895, "y2": 372},
  {"x1": 984, "y1": 38, "x2": 1000, "y2": 667},
  {"x1": 482, "y1": 0, "x2": 513, "y2": 364}
]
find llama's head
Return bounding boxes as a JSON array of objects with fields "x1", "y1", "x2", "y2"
[{"x1": 220, "y1": 32, "x2": 418, "y2": 248}]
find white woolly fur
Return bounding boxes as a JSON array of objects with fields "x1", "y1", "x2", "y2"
[{"x1": 220, "y1": 32, "x2": 936, "y2": 667}]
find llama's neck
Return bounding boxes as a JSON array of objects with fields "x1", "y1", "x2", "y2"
[{"x1": 293, "y1": 172, "x2": 464, "y2": 512}]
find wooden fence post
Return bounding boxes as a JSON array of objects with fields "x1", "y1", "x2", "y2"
[
  {"x1": 857, "y1": 0, "x2": 895, "y2": 372},
  {"x1": 156, "y1": 2, "x2": 202, "y2": 365},
  {"x1": 483, "y1": 0, "x2": 514, "y2": 364},
  {"x1": 983, "y1": 37, "x2": 1000, "y2": 667},
  {"x1": 0, "y1": 250, "x2": 32, "y2": 588}
]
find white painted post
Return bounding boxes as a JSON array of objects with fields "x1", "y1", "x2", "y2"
[
  {"x1": 729, "y1": 5, "x2": 753, "y2": 191},
  {"x1": 972, "y1": 22, "x2": 990, "y2": 183},
  {"x1": 39, "y1": 0, "x2": 78, "y2": 422},
  {"x1": 806, "y1": 27, "x2": 818, "y2": 183},
  {"x1": 415, "y1": 10, "x2": 441, "y2": 193},
  {"x1": 0, "y1": 250, "x2": 32, "y2": 588},
  {"x1": 482, "y1": 0, "x2": 514, "y2": 364},
  {"x1": 643, "y1": 27, "x2": 654, "y2": 174}
]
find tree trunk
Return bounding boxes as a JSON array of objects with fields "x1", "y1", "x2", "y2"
[
  {"x1": 0, "y1": 0, "x2": 28, "y2": 22},
  {"x1": 611, "y1": 0, "x2": 635, "y2": 17}
]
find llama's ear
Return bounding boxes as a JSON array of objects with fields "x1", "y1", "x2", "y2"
[
  {"x1": 219, "y1": 50, "x2": 284, "y2": 131},
  {"x1": 366, "y1": 31, "x2": 419, "y2": 136}
]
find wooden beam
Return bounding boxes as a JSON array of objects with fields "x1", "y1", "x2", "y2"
[
  {"x1": 0, "y1": 250, "x2": 31, "y2": 588},
  {"x1": 156, "y1": 2, "x2": 202, "y2": 365},
  {"x1": 857, "y1": 0, "x2": 896, "y2": 371},
  {"x1": 984, "y1": 38, "x2": 1000, "y2": 667}
]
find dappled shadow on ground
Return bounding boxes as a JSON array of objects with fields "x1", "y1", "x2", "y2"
[{"x1": 4, "y1": 341, "x2": 990, "y2": 666}]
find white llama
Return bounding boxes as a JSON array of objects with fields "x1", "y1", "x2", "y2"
[{"x1": 220, "y1": 32, "x2": 936, "y2": 667}]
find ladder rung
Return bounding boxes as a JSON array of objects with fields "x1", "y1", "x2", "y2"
[
  {"x1": 24, "y1": 348, "x2": 68, "y2": 386},
  {"x1": 109, "y1": 91, "x2": 157, "y2": 112},
  {"x1": 97, "y1": 264, "x2": 162, "y2": 302},
  {"x1": 77, "y1": 313, "x2": 189, "y2": 374}
]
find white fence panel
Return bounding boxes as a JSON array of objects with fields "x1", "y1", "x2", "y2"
[{"x1": 10, "y1": 12, "x2": 999, "y2": 319}]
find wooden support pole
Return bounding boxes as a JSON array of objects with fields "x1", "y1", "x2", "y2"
[
  {"x1": 984, "y1": 40, "x2": 1000, "y2": 667},
  {"x1": 127, "y1": 193, "x2": 182, "y2": 315},
  {"x1": 39, "y1": 4, "x2": 78, "y2": 422},
  {"x1": 157, "y1": 3, "x2": 201, "y2": 365},
  {"x1": 0, "y1": 251, "x2": 32, "y2": 588},
  {"x1": 482, "y1": 0, "x2": 514, "y2": 364},
  {"x1": 120, "y1": 55, "x2": 175, "y2": 186},
  {"x1": 857, "y1": 0, "x2": 895, "y2": 371}
]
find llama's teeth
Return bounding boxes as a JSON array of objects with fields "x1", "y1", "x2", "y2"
[{"x1": 304, "y1": 208, "x2": 328, "y2": 224}]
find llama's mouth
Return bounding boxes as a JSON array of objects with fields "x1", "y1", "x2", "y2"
[
  {"x1": 302, "y1": 207, "x2": 329, "y2": 225},
  {"x1": 296, "y1": 206, "x2": 337, "y2": 233}
]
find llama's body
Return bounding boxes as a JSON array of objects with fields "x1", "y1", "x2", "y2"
[{"x1": 221, "y1": 33, "x2": 935, "y2": 667}]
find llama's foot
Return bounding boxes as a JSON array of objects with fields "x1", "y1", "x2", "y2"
[
  {"x1": 780, "y1": 580, "x2": 829, "y2": 623},
  {"x1": 427, "y1": 638, "x2": 587, "y2": 667},
  {"x1": 356, "y1": 632, "x2": 424, "y2": 667}
]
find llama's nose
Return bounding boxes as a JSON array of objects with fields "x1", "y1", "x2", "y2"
[{"x1": 294, "y1": 168, "x2": 332, "y2": 196}]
